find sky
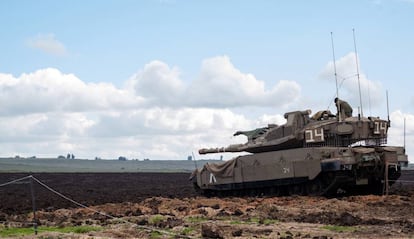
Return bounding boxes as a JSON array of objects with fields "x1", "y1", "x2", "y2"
[{"x1": 0, "y1": 0, "x2": 413, "y2": 161}]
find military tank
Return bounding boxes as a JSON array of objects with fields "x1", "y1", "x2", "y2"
[{"x1": 190, "y1": 107, "x2": 408, "y2": 196}]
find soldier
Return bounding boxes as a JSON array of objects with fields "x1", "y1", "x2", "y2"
[
  {"x1": 311, "y1": 110, "x2": 335, "y2": 121},
  {"x1": 334, "y1": 97, "x2": 353, "y2": 119}
]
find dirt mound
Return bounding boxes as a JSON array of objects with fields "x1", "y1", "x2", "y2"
[{"x1": 1, "y1": 171, "x2": 414, "y2": 238}]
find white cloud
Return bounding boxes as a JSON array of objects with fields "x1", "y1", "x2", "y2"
[
  {"x1": 27, "y1": 33, "x2": 67, "y2": 56},
  {"x1": 0, "y1": 63, "x2": 260, "y2": 159},
  {"x1": 388, "y1": 110, "x2": 414, "y2": 161},
  {"x1": 0, "y1": 112, "x2": 96, "y2": 157},
  {"x1": 127, "y1": 55, "x2": 301, "y2": 108},
  {"x1": 0, "y1": 107, "x2": 254, "y2": 160},
  {"x1": 187, "y1": 56, "x2": 301, "y2": 107},
  {"x1": 255, "y1": 114, "x2": 287, "y2": 127},
  {"x1": 319, "y1": 52, "x2": 383, "y2": 114},
  {"x1": 388, "y1": 110, "x2": 414, "y2": 142},
  {"x1": 0, "y1": 68, "x2": 143, "y2": 115},
  {"x1": 127, "y1": 60, "x2": 185, "y2": 106}
]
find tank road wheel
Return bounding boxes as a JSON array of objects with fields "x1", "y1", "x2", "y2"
[
  {"x1": 248, "y1": 188, "x2": 259, "y2": 197},
  {"x1": 193, "y1": 182, "x2": 202, "y2": 193},
  {"x1": 202, "y1": 190, "x2": 215, "y2": 197},
  {"x1": 307, "y1": 179, "x2": 323, "y2": 196},
  {"x1": 269, "y1": 186, "x2": 282, "y2": 197},
  {"x1": 232, "y1": 189, "x2": 243, "y2": 197},
  {"x1": 369, "y1": 179, "x2": 384, "y2": 195},
  {"x1": 288, "y1": 184, "x2": 305, "y2": 196}
]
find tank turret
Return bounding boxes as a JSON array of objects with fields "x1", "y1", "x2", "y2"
[{"x1": 199, "y1": 109, "x2": 389, "y2": 155}]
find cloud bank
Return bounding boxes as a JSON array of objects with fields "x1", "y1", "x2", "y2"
[
  {"x1": 0, "y1": 55, "x2": 411, "y2": 161},
  {"x1": 128, "y1": 56, "x2": 301, "y2": 108},
  {"x1": 0, "y1": 56, "x2": 295, "y2": 159},
  {"x1": 0, "y1": 68, "x2": 142, "y2": 115}
]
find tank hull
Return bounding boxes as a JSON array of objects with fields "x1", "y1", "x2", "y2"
[{"x1": 191, "y1": 146, "x2": 405, "y2": 196}]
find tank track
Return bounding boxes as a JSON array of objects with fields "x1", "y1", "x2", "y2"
[{"x1": 194, "y1": 171, "x2": 387, "y2": 197}]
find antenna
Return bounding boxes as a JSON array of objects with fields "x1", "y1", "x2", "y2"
[
  {"x1": 353, "y1": 28, "x2": 364, "y2": 117},
  {"x1": 386, "y1": 90, "x2": 390, "y2": 127},
  {"x1": 331, "y1": 32, "x2": 341, "y2": 121},
  {"x1": 192, "y1": 151, "x2": 198, "y2": 169}
]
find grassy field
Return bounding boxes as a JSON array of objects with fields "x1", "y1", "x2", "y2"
[
  {"x1": 0, "y1": 157, "x2": 220, "y2": 173},
  {"x1": 1, "y1": 156, "x2": 411, "y2": 173}
]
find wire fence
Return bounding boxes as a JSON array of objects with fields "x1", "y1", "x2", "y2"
[
  {"x1": 2, "y1": 174, "x2": 414, "y2": 237},
  {"x1": 0, "y1": 175, "x2": 32, "y2": 187},
  {"x1": 0, "y1": 175, "x2": 196, "y2": 239}
]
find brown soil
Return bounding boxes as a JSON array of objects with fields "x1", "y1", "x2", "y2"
[
  {"x1": 1, "y1": 171, "x2": 414, "y2": 238},
  {"x1": 0, "y1": 172, "x2": 196, "y2": 215}
]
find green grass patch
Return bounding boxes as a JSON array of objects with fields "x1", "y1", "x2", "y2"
[
  {"x1": 181, "y1": 226, "x2": 195, "y2": 235},
  {"x1": 0, "y1": 225, "x2": 101, "y2": 237},
  {"x1": 0, "y1": 227, "x2": 35, "y2": 237},
  {"x1": 148, "y1": 214, "x2": 166, "y2": 225},
  {"x1": 322, "y1": 225, "x2": 356, "y2": 233},
  {"x1": 149, "y1": 230, "x2": 163, "y2": 239},
  {"x1": 249, "y1": 217, "x2": 261, "y2": 224},
  {"x1": 230, "y1": 220, "x2": 243, "y2": 225}
]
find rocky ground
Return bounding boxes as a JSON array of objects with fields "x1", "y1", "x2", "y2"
[{"x1": 0, "y1": 172, "x2": 414, "y2": 238}]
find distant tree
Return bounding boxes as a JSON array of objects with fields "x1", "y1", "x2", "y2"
[
  {"x1": 187, "y1": 155, "x2": 192, "y2": 161},
  {"x1": 118, "y1": 156, "x2": 127, "y2": 161},
  {"x1": 58, "y1": 155, "x2": 66, "y2": 159}
]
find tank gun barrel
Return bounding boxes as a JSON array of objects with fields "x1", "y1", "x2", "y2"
[{"x1": 199, "y1": 144, "x2": 244, "y2": 154}]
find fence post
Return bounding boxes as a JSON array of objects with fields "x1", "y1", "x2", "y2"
[{"x1": 29, "y1": 176, "x2": 38, "y2": 235}]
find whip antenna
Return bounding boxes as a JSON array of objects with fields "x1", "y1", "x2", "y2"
[
  {"x1": 386, "y1": 90, "x2": 390, "y2": 127},
  {"x1": 331, "y1": 32, "x2": 339, "y2": 102},
  {"x1": 192, "y1": 152, "x2": 198, "y2": 169},
  {"x1": 331, "y1": 32, "x2": 341, "y2": 121},
  {"x1": 353, "y1": 28, "x2": 364, "y2": 117}
]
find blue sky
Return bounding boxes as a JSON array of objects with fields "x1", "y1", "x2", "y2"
[{"x1": 0, "y1": 0, "x2": 412, "y2": 160}]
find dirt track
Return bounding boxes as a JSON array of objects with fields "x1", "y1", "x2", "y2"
[{"x1": 1, "y1": 171, "x2": 414, "y2": 238}]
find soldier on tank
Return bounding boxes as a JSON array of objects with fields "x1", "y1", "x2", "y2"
[
  {"x1": 334, "y1": 97, "x2": 353, "y2": 119},
  {"x1": 311, "y1": 110, "x2": 335, "y2": 121}
]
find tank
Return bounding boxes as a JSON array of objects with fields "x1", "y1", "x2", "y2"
[{"x1": 190, "y1": 109, "x2": 408, "y2": 196}]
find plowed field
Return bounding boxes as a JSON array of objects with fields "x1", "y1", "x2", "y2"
[{"x1": 1, "y1": 171, "x2": 414, "y2": 238}]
